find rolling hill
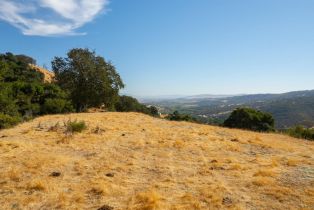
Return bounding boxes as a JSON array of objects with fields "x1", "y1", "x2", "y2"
[
  {"x1": 0, "y1": 112, "x2": 313, "y2": 209},
  {"x1": 145, "y1": 90, "x2": 314, "y2": 129}
]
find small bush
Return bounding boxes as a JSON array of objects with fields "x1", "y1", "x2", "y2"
[
  {"x1": 286, "y1": 126, "x2": 314, "y2": 141},
  {"x1": 149, "y1": 106, "x2": 160, "y2": 117},
  {"x1": 66, "y1": 120, "x2": 87, "y2": 133},
  {"x1": 0, "y1": 113, "x2": 21, "y2": 129},
  {"x1": 166, "y1": 111, "x2": 195, "y2": 122}
]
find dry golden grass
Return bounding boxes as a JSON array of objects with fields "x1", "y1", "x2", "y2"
[
  {"x1": 0, "y1": 112, "x2": 313, "y2": 209},
  {"x1": 29, "y1": 64, "x2": 55, "y2": 83}
]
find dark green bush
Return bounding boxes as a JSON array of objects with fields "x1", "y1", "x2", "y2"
[
  {"x1": 223, "y1": 107, "x2": 275, "y2": 132},
  {"x1": 0, "y1": 87, "x2": 19, "y2": 116},
  {"x1": 0, "y1": 52, "x2": 43, "y2": 83},
  {"x1": 115, "y1": 96, "x2": 141, "y2": 112},
  {"x1": 0, "y1": 53, "x2": 75, "y2": 130},
  {"x1": 115, "y1": 95, "x2": 159, "y2": 117},
  {"x1": 0, "y1": 113, "x2": 21, "y2": 129},
  {"x1": 149, "y1": 106, "x2": 160, "y2": 117},
  {"x1": 286, "y1": 126, "x2": 314, "y2": 141},
  {"x1": 66, "y1": 120, "x2": 87, "y2": 133},
  {"x1": 42, "y1": 98, "x2": 74, "y2": 114},
  {"x1": 166, "y1": 111, "x2": 195, "y2": 122}
]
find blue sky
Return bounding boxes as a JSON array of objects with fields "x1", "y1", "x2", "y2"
[{"x1": 0, "y1": 0, "x2": 313, "y2": 97}]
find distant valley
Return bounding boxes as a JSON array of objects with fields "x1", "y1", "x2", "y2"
[{"x1": 143, "y1": 90, "x2": 314, "y2": 129}]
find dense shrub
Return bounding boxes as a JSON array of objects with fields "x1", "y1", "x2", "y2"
[
  {"x1": 115, "y1": 96, "x2": 142, "y2": 112},
  {"x1": 223, "y1": 107, "x2": 275, "y2": 132},
  {"x1": 166, "y1": 111, "x2": 195, "y2": 122},
  {"x1": 0, "y1": 86, "x2": 19, "y2": 116},
  {"x1": 115, "y1": 95, "x2": 159, "y2": 117},
  {"x1": 0, "y1": 113, "x2": 21, "y2": 129},
  {"x1": 0, "y1": 52, "x2": 43, "y2": 83},
  {"x1": 0, "y1": 53, "x2": 74, "y2": 129},
  {"x1": 149, "y1": 106, "x2": 159, "y2": 117},
  {"x1": 41, "y1": 98, "x2": 74, "y2": 114},
  {"x1": 286, "y1": 126, "x2": 314, "y2": 141}
]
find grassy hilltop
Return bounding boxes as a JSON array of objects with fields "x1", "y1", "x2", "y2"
[{"x1": 0, "y1": 112, "x2": 313, "y2": 209}]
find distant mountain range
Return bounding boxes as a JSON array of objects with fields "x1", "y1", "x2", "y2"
[{"x1": 144, "y1": 90, "x2": 314, "y2": 129}]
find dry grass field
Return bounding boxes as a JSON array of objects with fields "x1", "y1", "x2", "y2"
[{"x1": 0, "y1": 112, "x2": 313, "y2": 210}]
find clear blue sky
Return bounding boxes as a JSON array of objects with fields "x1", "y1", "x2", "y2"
[{"x1": 0, "y1": 0, "x2": 313, "y2": 97}]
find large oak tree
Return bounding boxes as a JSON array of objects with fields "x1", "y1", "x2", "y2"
[{"x1": 52, "y1": 48, "x2": 124, "y2": 112}]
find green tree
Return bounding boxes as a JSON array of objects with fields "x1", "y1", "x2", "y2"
[
  {"x1": 16, "y1": 54, "x2": 37, "y2": 65},
  {"x1": 0, "y1": 52, "x2": 74, "y2": 129},
  {"x1": 223, "y1": 107, "x2": 275, "y2": 132},
  {"x1": 0, "y1": 53, "x2": 43, "y2": 83},
  {"x1": 52, "y1": 48, "x2": 124, "y2": 112}
]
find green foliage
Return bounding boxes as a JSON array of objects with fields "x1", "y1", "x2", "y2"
[
  {"x1": 15, "y1": 54, "x2": 36, "y2": 65},
  {"x1": 4, "y1": 82, "x2": 72, "y2": 117},
  {"x1": 286, "y1": 126, "x2": 314, "y2": 141},
  {"x1": 149, "y1": 106, "x2": 159, "y2": 117},
  {"x1": 115, "y1": 95, "x2": 142, "y2": 112},
  {"x1": 223, "y1": 107, "x2": 275, "y2": 132},
  {"x1": 0, "y1": 52, "x2": 43, "y2": 83},
  {"x1": 115, "y1": 95, "x2": 159, "y2": 117},
  {"x1": 41, "y1": 98, "x2": 74, "y2": 114},
  {"x1": 52, "y1": 48, "x2": 124, "y2": 112},
  {"x1": 0, "y1": 52, "x2": 73, "y2": 129},
  {"x1": 66, "y1": 120, "x2": 87, "y2": 133},
  {"x1": 0, "y1": 113, "x2": 21, "y2": 129},
  {"x1": 166, "y1": 111, "x2": 195, "y2": 122},
  {"x1": 0, "y1": 84, "x2": 19, "y2": 116}
]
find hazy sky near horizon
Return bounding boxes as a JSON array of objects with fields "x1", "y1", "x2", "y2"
[{"x1": 0, "y1": 0, "x2": 313, "y2": 96}]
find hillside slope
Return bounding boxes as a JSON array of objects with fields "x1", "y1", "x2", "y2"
[{"x1": 0, "y1": 113, "x2": 313, "y2": 209}]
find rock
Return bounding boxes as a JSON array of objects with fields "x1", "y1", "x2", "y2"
[
  {"x1": 93, "y1": 126, "x2": 105, "y2": 134},
  {"x1": 97, "y1": 204, "x2": 114, "y2": 210},
  {"x1": 50, "y1": 171, "x2": 61, "y2": 177},
  {"x1": 209, "y1": 166, "x2": 225, "y2": 170},
  {"x1": 222, "y1": 197, "x2": 233, "y2": 205},
  {"x1": 106, "y1": 173, "x2": 114, "y2": 177}
]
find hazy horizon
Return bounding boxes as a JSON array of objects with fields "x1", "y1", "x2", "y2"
[{"x1": 129, "y1": 89, "x2": 314, "y2": 99}]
